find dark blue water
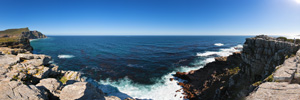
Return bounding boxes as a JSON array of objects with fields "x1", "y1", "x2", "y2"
[{"x1": 30, "y1": 36, "x2": 250, "y2": 99}]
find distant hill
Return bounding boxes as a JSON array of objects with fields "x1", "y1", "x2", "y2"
[{"x1": 0, "y1": 27, "x2": 47, "y2": 51}]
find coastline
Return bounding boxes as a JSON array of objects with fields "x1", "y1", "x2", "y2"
[
  {"x1": 0, "y1": 28, "x2": 126, "y2": 100},
  {"x1": 2, "y1": 28, "x2": 300, "y2": 100},
  {"x1": 174, "y1": 35, "x2": 300, "y2": 99}
]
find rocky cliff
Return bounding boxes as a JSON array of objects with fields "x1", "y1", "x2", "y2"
[
  {"x1": 175, "y1": 35, "x2": 300, "y2": 100},
  {"x1": 0, "y1": 28, "x2": 47, "y2": 51},
  {"x1": 0, "y1": 28, "x2": 124, "y2": 100}
]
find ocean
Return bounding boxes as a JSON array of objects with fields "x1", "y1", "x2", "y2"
[{"x1": 30, "y1": 36, "x2": 250, "y2": 100}]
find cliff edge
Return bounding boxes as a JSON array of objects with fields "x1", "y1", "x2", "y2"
[
  {"x1": 175, "y1": 35, "x2": 300, "y2": 100},
  {"x1": 0, "y1": 28, "x2": 47, "y2": 51},
  {"x1": 0, "y1": 28, "x2": 124, "y2": 100}
]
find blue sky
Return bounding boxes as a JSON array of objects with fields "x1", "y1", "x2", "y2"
[{"x1": 0, "y1": 0, "x2": 299, "y2": 35}]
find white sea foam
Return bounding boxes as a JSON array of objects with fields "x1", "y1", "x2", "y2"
[
  {"x1": 214, "y1": 43, "x2": 224, "y2": 46},
  {"x1": 58, "y1": 55, "x2": 75, "y2": 59},
  {"x1": 98, "y1": 44, "x2": 243, "y2": 100},
  {"x1": 197, "y1": 44, "x2": 243, "y2": 57}
]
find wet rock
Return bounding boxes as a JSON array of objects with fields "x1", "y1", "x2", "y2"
[{"x1": 60, "y1": 82, "x2": 105, "y2": 100}]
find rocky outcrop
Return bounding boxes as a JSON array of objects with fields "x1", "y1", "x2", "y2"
[
  {"x1": 0, "y1": 81, "x2": 48, "y2": 100},
  {"x1": 60, "y1": 82, "x2": 105, "y2": 100},
  {"x1": 175, "y1": 35, "x2": 300, "y2": 99},
  {"x1": 246, "y1": 48, "x2": 300, "y2": 99},
  {"x1": 36, "y1": 78, "x2": 62, "y2": 98},
  {"x1": 0, "y1": 28, "x2": 120, "y2": 100},
  {"x1": 22, "y1": 30, "x2": 47, "y2": 39},
  {"x1": 0, "y1": 28, "x2": 47, "y2": 52}
]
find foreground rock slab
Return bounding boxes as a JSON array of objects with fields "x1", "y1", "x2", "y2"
[
  {"x1": 60, "y1": 82, "x2": 105, "y2": 100},
  {"x1": 0, "y1": 81, "x2": 48, "y2": 100},
  {"x1": 247, "y1": 82, "x2": 300, "y2": 100}
]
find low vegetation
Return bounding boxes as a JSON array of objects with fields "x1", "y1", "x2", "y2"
[
  {"x1": 0, "y1": 28, "x2": 29, "y2": 35},
  {"x1": 228, "y1": 67, "x2": 240, "y2": 75},
  {"x1": 59, "y1": 76, "x2": 68, "y2": 84},
  {"x1": 277, "y1": 36, "x2": 300, "y2": 44},
  {"x1": 252, "y1": 81, "x2": 262, "y2": 86},
  {"x1": 0, "y1": 37, "x2": 20, "y2": 43},
  {"x1": 264, "y1": 74, "x2": 273, "y2": 82}
]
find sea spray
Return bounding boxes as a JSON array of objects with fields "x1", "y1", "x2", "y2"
[{"x1": 98, "y1": 44, "x2": 243, "y2": 99}]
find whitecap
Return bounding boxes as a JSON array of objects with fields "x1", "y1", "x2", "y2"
[
  {"x1": 98, "y1": 44, "x2": 243, "y2": 100},
  {"x1": 197, "y1": 44, "x2": 243, "y2": 57},
  {"x1": 58, "y1": 55, "x2": 75, "y2": 59},
  {"x1": 214, "y1": 43, "x2": 224, "y2": 46}
]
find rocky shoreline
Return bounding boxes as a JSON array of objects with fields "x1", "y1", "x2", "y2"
[
  {"x1": 175, "y1": 35, "x2": 300, "y2": 100},
  {"x1": 2, "y1": 28, "x2": 300, "y2": 100},
  {"x1": 0, "y1": 28, "x2": 126, "y2": 100}
]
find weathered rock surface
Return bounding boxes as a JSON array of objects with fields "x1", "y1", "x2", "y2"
[
  {"x1": 247, "y1": 82, "x2": 300, "y2": 100},
  {"x1": 175, "y1": 35, "x2": 300, "y2": 100},
  {"x1": 0, "y1": 81, "x2": 48, "y2": 100},
  {"x1": 22, "y1": 30, "x2": 47, "y2": 39},
  {"x1": 0, "y1": 54, "x2": 19, "y2": 67},
  {"x1": 36, "y1": 78, "x2": 62, "y2": 97},
  {"x1": 60, "y1": 82, "x2": 105, "y2": 100},
  {"x1": 105, "y1": 96, "x2": 122, "y2": 100},
  {"x1": 273, "y1": 57, "x2": 298, "y2": 82},
  {"x1": 0, "y1": 28, "x2": 119, "y2": 100}
]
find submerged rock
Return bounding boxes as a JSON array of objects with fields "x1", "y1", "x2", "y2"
[{"x1": 60, "y1": 82, "x2": 105, "y2": 100}]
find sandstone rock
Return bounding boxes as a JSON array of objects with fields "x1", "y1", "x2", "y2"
[
  {"x1": 215, "y1": 56, "x2": 227, "y2": 62},
  {"x1": 36, "y1": 78, "x2": 62, "y2": 92},
  {"x1": 105, "y1": 96, "x2": 121, "y2": 100},
  {"x1": 18, "y1": 54, "x2": 52, "y2": 66},
  {"x1": 60, "y1": 82, "x2": 105, "y2": 100},
  {"x1": 273, "y1": 57, "x2": 298, "y2": 83},
  {"x1": 0, "y1": 55, "x2": 19, "y2": 67},
  {"x1": 36, "y1": 78, "x2": 62, "y2": 97},
  {"x1": 62, "y1": 71, "x2": 84, "y2": 82},
  {"x1": 247, "y1": 82, "x2": 300, "y2": 100},
  {"x1": 0, "y1": 81, "x2": 48, "y2": 100},
  {"x1": 0, "y1": 47, "x2": 28, "y2": 55}
]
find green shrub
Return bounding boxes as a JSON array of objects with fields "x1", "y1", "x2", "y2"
[{"x1": 277, "y1": 37, "x2": 287, "y2": 41}]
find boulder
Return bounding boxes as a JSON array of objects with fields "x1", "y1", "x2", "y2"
[
  {"x1": 36, "y1": 78, "x2": 62, "y2": 97},
  {"x1": 60, "y1": 82, "x2": 105, "y2": 100},
  {"x1": 0, "y1": 81, "x2": 48, "y2": 100},
  {"x1": 105, "y1": 96, "x2": 121, "y2": 100},
  {"x1": 61, "y1": 71, "x2": 84, "y2": 82},
  {"x1": 18, "y1": 54, "x2": 52, "y2": 66}
]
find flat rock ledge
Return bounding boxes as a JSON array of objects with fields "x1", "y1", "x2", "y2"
[
  {"x1": 247, "y1": 50, "x2": 300, "y2": 99},
  {"x1": 0, "y1": 47, "x2": 123, "y2": 100}
]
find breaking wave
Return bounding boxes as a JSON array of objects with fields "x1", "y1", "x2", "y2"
[
  {"x1": 58, "y1": 55, "x2": 75, "y2": 59},
  {"x1": 197, "y1": 44, "x2": 243, "y2": 57},
  {"x1": 214, "y1": 43, "x2": 224, "y2": 46},
  {"x1": 98, "y1": 44, "x2": 243, "y2": 100}
]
